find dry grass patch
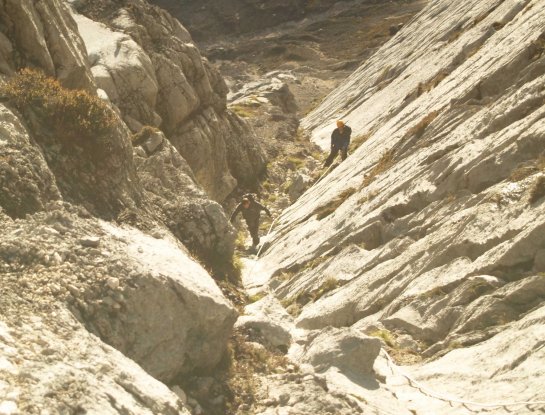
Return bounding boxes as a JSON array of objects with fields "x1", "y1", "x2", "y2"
[
  {"x1": 419, "y1": 286, "x2": 447, "y2": 299},
  {"x1": 417, "y1": 71, "x2": 449, "y2": 96},
  {"x1": 230, "y1": 104, "x2": 257, "y2": 118},
  {"x1": 350, "y1": 132, "x2": 372, "y2": 150},
  {"x1": 313, "y1": 187, "x2": 357, "y2": 219},
  {"x1": 184, "y1": 331, "x2": 291, "y2": 415},
  {"x1": 405, "y1": 110, "x2": 439, "y2": 139},
  {"x1": 281, "y1": 277, "x2": 342, "y2": 316},
  {"x1": 247, "y1": 291, "x2": 267, "y2": 304},
  {"x1": 529, "y1": 176, "x2": 545, "y2": 203},
  {"x1": 131, "y1": 125, "x2": 160, "y2": 146},
  {"x1": 312, "y1": 278, "x2": 341, "y2": 302},
  {"x1": 510, "y1": 165, "x2": 539, "y2": 182},
  {"x1": 362, "y1": 150, "x2": 395, "y2": 188},
  {"x1": 492, "y1": 21, "x2": 505, "y2": 31},
  {"x1": 359, "y1": 189, "x2": 379, "y2": 204},
  {"x1": 369, "y1": 329, "x2": 396, "y2": 348}
]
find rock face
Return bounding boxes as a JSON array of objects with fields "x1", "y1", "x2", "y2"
[
  {"x1": 70, "y1": 0, "x2": 266, "y2": 201},
  {"x1": 255, "y1": 0, "x2": 545, "y2": 413},
  {"x1": 0, "y1": 0, "x2": 95, "y2": 89},
  {"x1": 133, "y1": 133, "x2": 236, "y2": 266}
]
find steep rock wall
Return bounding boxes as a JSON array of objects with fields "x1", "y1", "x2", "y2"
[{"x1": 259, "y1": 0, "x2": 545, "y2": 412}]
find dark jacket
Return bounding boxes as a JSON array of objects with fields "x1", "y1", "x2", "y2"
[
  {"x1": 230, "y1": 200, "x2": 271, "y2": 226},
  {"x1": 331, "y1": 125, "x2": 352, "y2": 148}
]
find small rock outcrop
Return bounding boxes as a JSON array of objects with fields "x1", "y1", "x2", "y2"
[{"x1": 297, "y1": 327, "x2": 381, "y2": 373}]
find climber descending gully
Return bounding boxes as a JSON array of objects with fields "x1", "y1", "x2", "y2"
[{"x1": 230, "y1": 194, "x2": 272, "y2": 252}]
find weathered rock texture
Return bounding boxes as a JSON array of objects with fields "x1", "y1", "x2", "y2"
[
  {"x1": 0, "y1": 0, "x2": 96, "y2": 89},
  {"x1": 70, "y1": 0, "x2": 266, "y2": 201},
  {"x1": 0, "y1": 206, "x2": 237, "y2": 412},
  {"x1": 256, "y1": 0, "x2": 545, "y2": 413}
]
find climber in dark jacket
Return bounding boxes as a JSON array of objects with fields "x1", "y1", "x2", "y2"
[
  {"x1": 230, "y1": 195, "x2": 272, "y2": 248},
  {"x1": 324, "y1": 120, "x2": 352, "y2": 167}
]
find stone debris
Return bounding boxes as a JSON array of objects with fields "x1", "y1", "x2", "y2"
[{"x1": 80, "y1": 236, "x2": 101, "y2": 247}]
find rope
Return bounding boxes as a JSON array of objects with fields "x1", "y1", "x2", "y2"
[{"x1": 382, "y1": 350, "x2": 545, "y2": 409}]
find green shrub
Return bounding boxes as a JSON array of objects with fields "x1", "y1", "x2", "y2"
[
  {"x1": 1, "y1": 68, "x2": 116, "y2": 141},
  {"x1": 369, "y1": 329, "x2": 396, "y2": 348}
]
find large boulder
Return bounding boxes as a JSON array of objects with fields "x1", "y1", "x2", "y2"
[
  {"x1": 0, "y1": 312, "x2": 191, "y2": 415},
  {"x1": 235, "y1": 295, "x2": 294, "y2": 349}
]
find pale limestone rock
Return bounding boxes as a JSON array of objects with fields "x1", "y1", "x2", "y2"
[
  {"x1": 297, "y1": 327, "x2": 381, "y2": 373},
  {"x1": 288, "y1": 172, "x2": 313, "y2": 203},
  {"x1": 89, "y1": 222, "x2": 238, "y2": 382},
  {"x1": 74, "y1": 14, "x2": 161, "y2": 127},
  {"x1": 134, "y1": 138, "x2": 236, "y2": 261},
  {"x1": 0, "y1": 208, "x2": 237, "y2": 403},
  {"x1": 70, "y1": 0, "x2": 266, "y2": 201},
  {"x1": 0, "y1": 311, "x2": 190, "y2": 415}
]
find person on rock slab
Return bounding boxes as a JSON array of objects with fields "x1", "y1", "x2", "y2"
[
  {"x1": 230, "y1": 194, "x2": 272, "y2": 249},
  {"x1": 324, "y1": 120, "x2": 352, "y2": 167}
]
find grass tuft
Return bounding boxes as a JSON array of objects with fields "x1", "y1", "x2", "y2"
[
  {"x1": 350, "y1": 132, "x2": 372, "y2": 150},
  {"x1": 529, "y1": 176, "x2": 545, "y2": 204},
  {"x1": 362, "y1": 150, "x2": 395, "y2": 188},
  {"x1": 417, "y1": 72, "x2": 449, "y2": 96},
  {"x1": 369, "y1": 329, "x2": 396, "y2": 348},
  {"x1": 131, "y1": 125, "x2": 159, "y2": 146},
  {"x1": 230, "y1": 104, "x2": 257, "y2": 118},
  {"x1": 405, "y1": 110, "x2": 439, "y2": 139},
  {"x1": 313, "y1": 187, "x2": 357, "y2": 219}
]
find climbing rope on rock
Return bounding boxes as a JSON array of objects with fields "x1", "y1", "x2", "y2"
[{"x1": 382, "y1": 350, "x2": 545, "y2": 410}]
